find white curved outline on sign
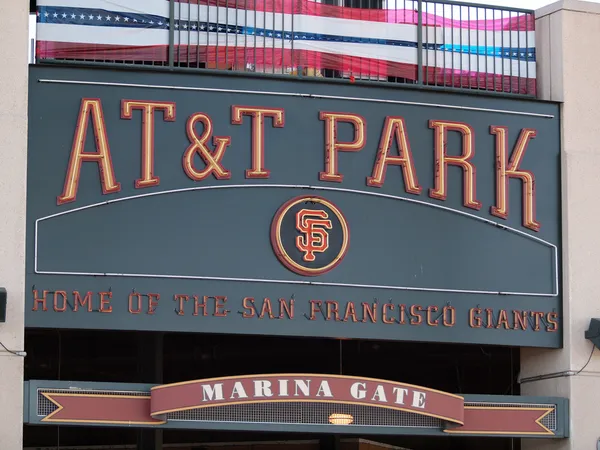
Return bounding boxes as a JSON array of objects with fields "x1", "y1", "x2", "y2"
[{"x1": 34, "y1": 184, "x2": 559, "y2": 297}]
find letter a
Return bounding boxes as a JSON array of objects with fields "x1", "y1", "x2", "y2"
[{"x1": 57, "y1": 98, "x2": 121, "y2": 205}]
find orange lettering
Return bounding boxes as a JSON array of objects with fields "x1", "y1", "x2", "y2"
[
  {"x1": 278, "y1": 298, "x2": 294, "y2": 319},
  {"x1": 57, "y1": 99, "x2": 120, "y2": 204},
  {"x1": 53, "y1": 291, "x2": 67, "y2": 312},
  {"x1": 193, "y1": 295, "x2": 209, "y2": 316},
  {"x1": 429, "y1": 120, "x2": 480, "y2": 210},
  {"x1": 319, "y1": 112, "x2": 366, "y2": 182},
  {"x1": 513, "y1": 310, "x2": 528, "y2": 330},
  {"x1": 183, "y1": 113, "x2": 231, "y2": 181},
  {"x1": 367, "y1": 116, "x2": 421, "y2": 193},
  {"x1": 174, "y1": 294, "x2": 189, "y2": 316},
  {"x1": 99, "y1": 292, "x2": 113, "y2": 313},
  {"x1": 73, "y1": 291, "x2": 93, "y2": 312},
  {"x1": 121, "y1": 100, "x2": 176, "y2": 188},
  {"x1": 231, "y1": 106, "x2": 285, "y2": 178},
  {"x1": 547, "y1": 312, "x2": 559, "y2": 332},
  {"x1": 148, "y1": 293, "x2": 160, "y2": 315},
  {"x1": 214, "y1": 296, "x2": 228, "y2": 317},
  {"x1": 32, "y1": 290, "x2": 48, "y2": 312},
  {"x1": 242, "y1": 297, "x2": 256, "y2": 318},
  {"x1": 129, "y1": 293, "x2": 142, "y2": 314},
  {"x1": 490, "y1": 126, "x2": 540, "y2": 231}
]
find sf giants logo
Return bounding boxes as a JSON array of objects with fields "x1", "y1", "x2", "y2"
[{"x1": 295, "y1": 209, "x2": 333, "y2": 261}]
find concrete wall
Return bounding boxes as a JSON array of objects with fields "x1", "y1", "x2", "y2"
[
  {"x1": 522, "y1": 1, "x2": 600, "y2": 449},
  {"x1": 0, "y1": 1, "x2": 29, "y2": 449}
]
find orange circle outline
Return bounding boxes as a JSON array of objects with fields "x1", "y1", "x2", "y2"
[{"x1": 270, "y1": 195, "x2": 350, "y2": 276}]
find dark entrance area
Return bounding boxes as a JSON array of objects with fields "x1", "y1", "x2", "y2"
[{"x1": 24, "y1": 329, "x2": 521, "y2": 450}]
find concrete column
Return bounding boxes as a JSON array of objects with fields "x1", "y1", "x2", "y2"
[
  {"x1": 522, "y1": 1, "x2": 600, "y2": 449},
  {"x1": 0, "y1": 1, "x2": 29, "y2": 449}
]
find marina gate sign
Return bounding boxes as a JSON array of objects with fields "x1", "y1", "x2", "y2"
[{"x1": 26, "y1": 65, "x2": 562, "y2": 347}]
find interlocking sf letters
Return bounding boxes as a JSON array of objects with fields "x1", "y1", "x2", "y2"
[{"x1": 56, "y1": 99, "x2": 540, "y2": 231}]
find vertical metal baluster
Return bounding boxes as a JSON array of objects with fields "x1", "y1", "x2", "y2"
[
  {"x1": 226, "y1": 0, "x2": 230, "y2": 70},
  {"x1": 244, "y1": 0, "x2": 248, "y2": 70},
  {"x1": 459, "y1": 5, "x2": 462, "y2": 89},
  {"x1": 272, "y1": 0, "x2": 275, "y2": 73},
  {"x1": 501, "y1": 9, "x2": 505, "y2": 92},
  {"x1": 254, "y1": 0, "x2": 257, "y2": 71},
  {"x1": 206, "y1": 0, "x2": 210, "y2": 69},
  {"x1": 417, "y1": 0, "x2": 423, "y2": 84},
  {"x1": 262, "y1": 0, "x2": 266, "y2": 73},
  {"x1": 442, "y1": 3, "x2": 446, "y2": 87},
  {"x1": 216, "y1": 0, "x2": 220, "y2": 69},
  {"x1": 235, "y1": 0, "x2": 239, "y2": 71},
  {"x1": 169, "y1": 0, "x2": 175, "y2": 66},
  {"x1": 517, "y1": 10, "x2": 521, "y2": 94},
  {"x1": 177, "y1": 0, "x2": 182, "y2": 66},
  {"x1": 450, "y1": 3, "x2": 454, "y2": 88},
  {"x1": 283, "y1": 2, "x2": 292, "y2": 76},
  {"x1": 424, "y1": 1, "x2": 428, "y2": 86},
  {"x1": 476, "y1": 6, "x2": 479, "y2": 90},
  {"x1": 526, "y1": 12, "x2": 530, "y2": 95},
  {"x1": 467, "y1": 5, "x2": 471, "y2": 90},
  {"x1": 396, "y1": 0, "x2": 401, "y2": 84},
  {"x1": 433, "y1": 3, "x2": 438, "y2": 87},
  {"x1": 365, "y1": 0, "x2": 368, "y2": 81},
  {"x1": 281, "y1": 0, "x2": 285, "y2": 74},
  {"x1": 491, "y1": 8, "x2": 495, "y2": 92},
  {"x1": 196, "y1": 1, "x2": 201, "y2": 68},
  {"x1": 187, "y1": 0, "x2": 191, "y2": 66}
]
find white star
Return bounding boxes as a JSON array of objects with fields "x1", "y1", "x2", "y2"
[
  {"x1": 200, "y1": 24, "x2": 206, "y2": 30},
  {"x1": 124, "y1": 17, "x2": 129, "y2": 22},
  {"x1": 97, "y1": 14, "x2": 102, "y2": 20},
  {"x1": 175, "y1": 23, "x2": 179, "y2": 28},
  {"x1": 133, "y1": 18, "x2": 138, "y2": 22},
  {"x1": 149, "y1": 20, "x2": 154, "y2": 24},
  {"x1": 105, "y1": 15, "x2": 111, "y2": 21},
  {"x1": 70, "y1": 13, "x2": 76, "y2": 19},
  {"x1": 115, "y1": 16, "x2": 120, "y2": 21},
  {"x1": 80, "y1": 14, "x2": 85, "y2": 19},
  {"x1": 158, "y1": 21, "x2": 163, "y2": 25},
  {"x1": 61, "y1": 13, "x2": 67, "y2": 18},
  {"x1": 89, "y1": 14, "x2": 94, "y2": 20},
  {"x1": 44, "y1": 11, "x2": 49, "y2": 17},
  {"x1": 191, "y1": 24, "x2": 197, "y2": 29},
  {"x1": 183, "y1": 23, "x2": 187, "y2": 29}
]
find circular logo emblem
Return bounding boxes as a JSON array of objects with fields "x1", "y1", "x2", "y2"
[{"x1": 271, "y1": 195, "x2": 350, "y2": 276}]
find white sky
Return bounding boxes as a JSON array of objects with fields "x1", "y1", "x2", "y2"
[{"x1": 460, "y1": 0, "x2": 599, "y2": 8}]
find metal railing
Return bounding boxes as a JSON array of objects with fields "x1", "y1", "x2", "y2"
[{"x1": 34, "y1": 0, "x2": 536, "y2": 96}]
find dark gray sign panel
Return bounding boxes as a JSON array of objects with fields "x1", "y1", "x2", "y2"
[{"x1": 26, "y1": 65, "x2": 562, "y2": 347}]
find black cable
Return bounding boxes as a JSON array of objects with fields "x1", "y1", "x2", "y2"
[
  {"x1": 520, "y1": 339, "x2": 599, "y2": 385},
  {"x1": 0, "y1": 339, "x2": 23, "y2": 356},
  {"x1": 574, "y1": 342, "x2": 596, "y2": 376}
]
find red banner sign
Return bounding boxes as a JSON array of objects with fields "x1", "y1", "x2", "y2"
[{"x1": 40, "y1": 374, "x2": 555, "y2": 436}]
